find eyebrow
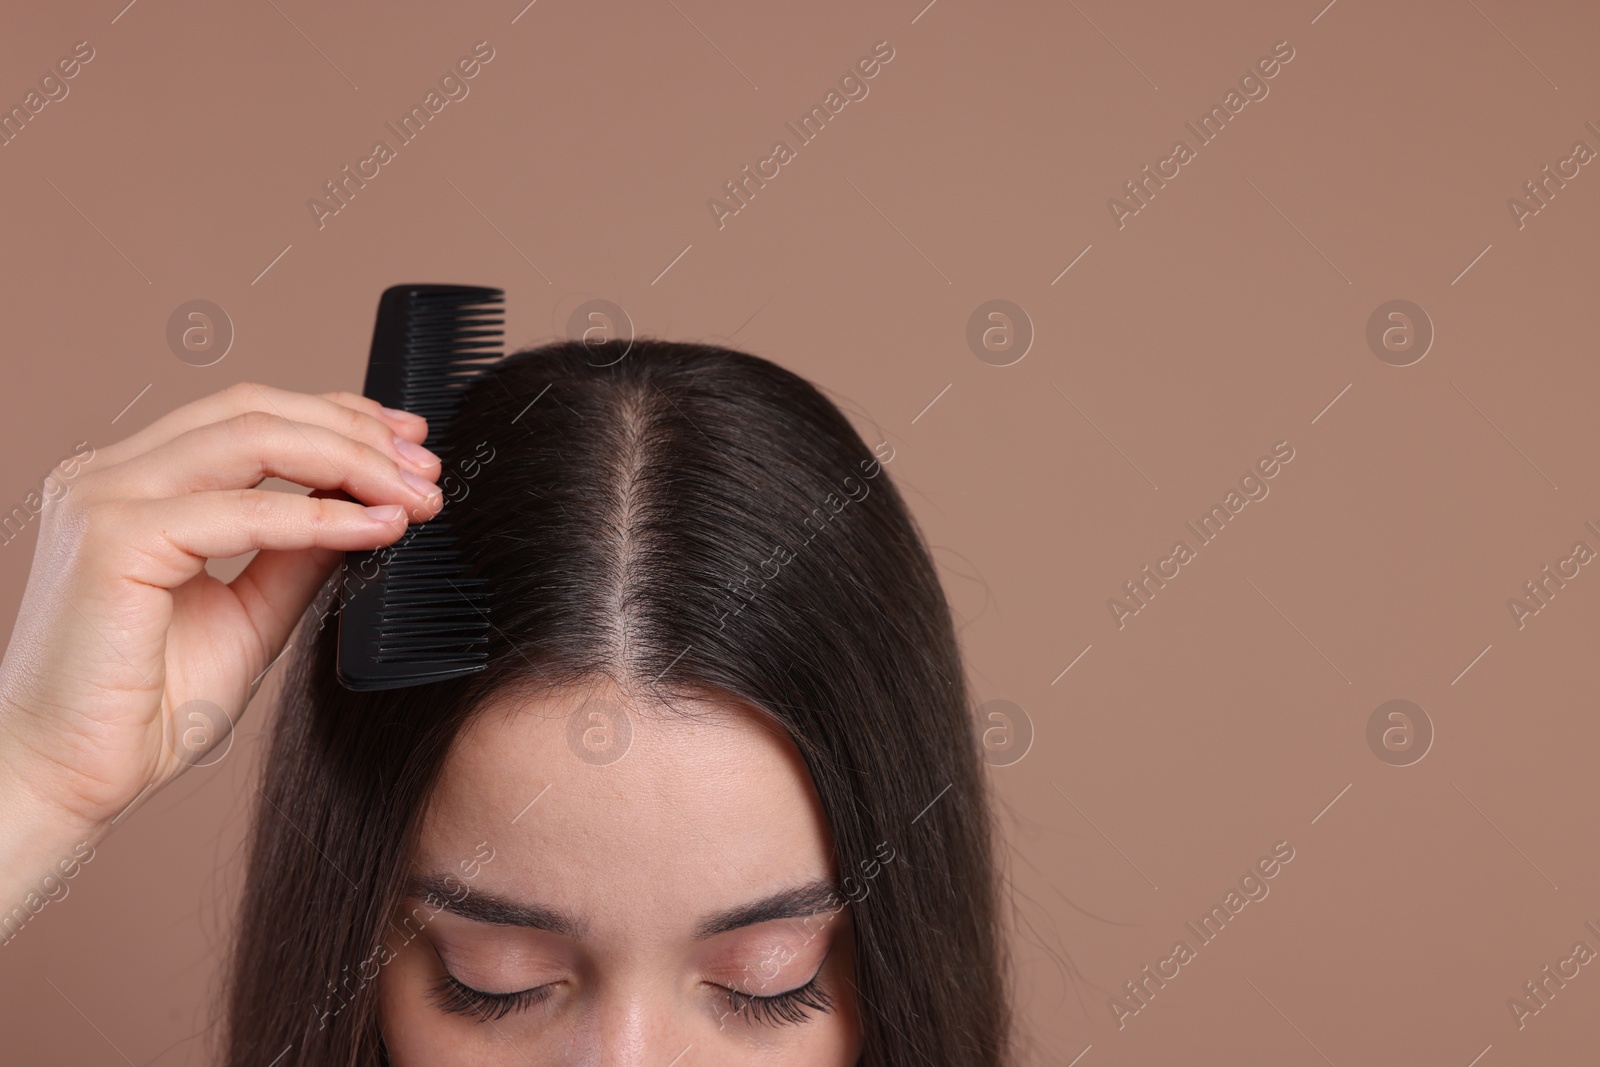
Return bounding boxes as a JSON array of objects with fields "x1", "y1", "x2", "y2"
[
  {"x1": 406, "y1": 874, "x2": 586, "y2": 938},
  {"x1": 403, "y1": 874, "x2": 846, "y2": 942},
  {"x1": 693, "y1": 878, "x2": 846, "y2": 939}
]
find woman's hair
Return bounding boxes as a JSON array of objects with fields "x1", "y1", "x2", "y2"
[{"x1": 220, "y1": 338, "x2": 1012, "y2": 1065}]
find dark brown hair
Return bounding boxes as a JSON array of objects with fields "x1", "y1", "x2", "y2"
[{"x1": 221, "y1": 338, "x2": 1012, "y2": 1065}]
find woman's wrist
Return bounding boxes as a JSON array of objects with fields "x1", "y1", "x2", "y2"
[{"x1": 0, "y1": 715, "x2": 112, "y2": 941}]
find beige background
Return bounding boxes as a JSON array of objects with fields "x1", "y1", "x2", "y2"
[{"x1": 3, "y1": 0, "x2": 1599, "y2": 1063}]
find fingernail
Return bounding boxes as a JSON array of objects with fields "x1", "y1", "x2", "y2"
[
  {"x1": 365, "y1": 504, "x2": 406, "y2": 522},
  {"x1": 394, "y1": 434, "x2": 440, "y2": 468},
  {"x1": 399, "y1": 469, "x2": 441, "y2": 502},
  {"x1": 381, "y1": 405, "x2": 425, "y2": 423}
]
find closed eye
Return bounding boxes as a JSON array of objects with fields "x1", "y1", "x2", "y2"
[
  {"x1": 427, "y1": 969, "x2": 556, "y2": 1023},
  {"x1": 719, "y1": 969, "x2": 835, "y2": 1027},
  {"x1": 425, "y1": 938, "x2": 557, "y2": 1024}
]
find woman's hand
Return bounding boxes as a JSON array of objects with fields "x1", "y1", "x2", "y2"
[{"x1": 0, "y1": 382, "x2": 444, "y2": 881}]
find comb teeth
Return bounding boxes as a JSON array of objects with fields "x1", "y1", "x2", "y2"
[{"x1": 335, "y1": 284, "x2": 504, "y2": 691}]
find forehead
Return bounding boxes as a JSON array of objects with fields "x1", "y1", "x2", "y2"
[{"x1": 414, "y1": 681, "x2": 837, "y2": 926}]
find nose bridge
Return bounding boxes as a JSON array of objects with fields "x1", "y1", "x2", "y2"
[{"x1": 590, "y1": 978, "x2": 688, "y2": 1067}]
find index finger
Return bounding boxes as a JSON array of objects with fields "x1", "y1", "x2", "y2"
[{"x1": 93, "y1": 381, "x2": 430, "y2": 472}]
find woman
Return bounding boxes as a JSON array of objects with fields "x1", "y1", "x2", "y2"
[{"x1": 0, "y1": 339, "x2": 1012, "y2": 1064}]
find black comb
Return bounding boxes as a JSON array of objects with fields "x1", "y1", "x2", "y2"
[{"x1": 335, "y1": 284, "x2": 505, "y2": 691}]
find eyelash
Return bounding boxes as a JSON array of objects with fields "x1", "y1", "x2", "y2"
[
  {"x1": 426, "y1": 969, "x2": 835, "y2": 1029},
  {"x1": 722, "y1": 972, "x2": 835, "y2": 1027},
  {"x1": 427, "y1": 972, "x2": 554, "y2": 1023}
]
